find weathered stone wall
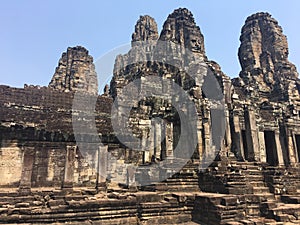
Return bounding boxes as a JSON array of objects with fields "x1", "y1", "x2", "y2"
[
  {"x1": 0, "y1": 140, "x2": 23, "y2": 186},
  {"x1": 0, "y1": 85, "x2": 112, "y2": 134},
  {"x1": 0, "y1": 85, "x2": 114, "y2": 188}
]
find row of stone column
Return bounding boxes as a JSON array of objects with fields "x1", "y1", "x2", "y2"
[
  {"x1": 19, "y1": 145, "x2": 109, "y2": 194},
  {"x1": 143, "y1": 120, "x2": 174, "y2": 163},
  {"x1": 231, "y1": 107, "x2": 300, "y2": 166}
]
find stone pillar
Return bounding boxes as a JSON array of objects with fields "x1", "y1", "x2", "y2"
[
  {"x1": 154, "y1": 122, "x2": 162, "y2": 160},
  {"x1": 62, "y1": 146, "x2": 76, "y2": 190},
  {"x1": 196, "y1": 120, "x2": 203, "y2": 161},
  {"x1": 149, "y1": 123, "x2": 155, "y2": 162},
  {"x1": 165, "y1": 121, "x2": 174, "y2": 158},
  {"x1": 97, "y1": 145, "x2": 108, "y2": 189},
  {"x1": 203, "y1": 115, "x2": 211, "y2": 160},
  {"x1": 19, "y1": 147, "x2": 35, "y2": 195},
  {"x1": 288, "y1": 132, "x2": 297, "y2": 164},
  {"x1": 258, "y1": 131, "x2": 267, "y2": 163},
  {"x1": 244, "y1": 108, "x2": 260, "y2": 161},
  {"x1": 274, "y1": 131, "x2": 284, "y2": 166},
  {"x1": 232, "y1": 113, "x2": 245, "y2": 159},
  {"x1": 161, "y1": 124, "x2": 167, "y2": 160},
  {"x1": 224, "y1": 108, "x2": 232, "y2": 149},
  {"x1": 142, "y1": 130, "x2": 150, "y2": 163},
  {"x1": 126, "y1": 165, "x2": 136, "y2": 189}
]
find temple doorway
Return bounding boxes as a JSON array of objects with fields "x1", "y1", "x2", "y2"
[
  {"x1": 241, "y1": 130, "x2": 248, "y2": 160},
  {"x1": 264, "y1": 131, "x2": 278, "y2": 166}
]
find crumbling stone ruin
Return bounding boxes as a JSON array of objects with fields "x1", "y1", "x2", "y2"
[{"x1": 0, "y1": 8, "x2": 300, "y2": 225}]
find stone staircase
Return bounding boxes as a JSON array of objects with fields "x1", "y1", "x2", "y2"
[
  {"x1": 0, "y1": 158, "x2": 299, "y2": 224},
  {"x1": 198, "y1": 158, "x2": 300, "y2": 224},
  {"x1": 266, "y1": 203, "x2": 300, "y2": 224},
  {"x1": 140, "y1": 160, "x2": 200, "y2": 192},
  {"x1": 0, "y1": 189, "x2": 198, "y2": 225},
  {"x1": 137, "y1": 192, "x2": 196, "y2": 225},
  {"x1": 192, "y1": 193, "x2": 246, "y2": 225},
  {"x1": 199, "y1": 159, "x2": 252, "y2": 194},
  {"x1": 221, "y1": 160, "x2": 298, "y2": 224}
]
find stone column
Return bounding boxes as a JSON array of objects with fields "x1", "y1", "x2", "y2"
[
  {"x1": 288, "y1": 132, "x2": 297, "y2": 164},
  {"x1": 142, "y1": 130, "x2": 150, "y2": 163},
  {"x1": 224, "y1": 108, "x2": 232, "y2": 149},
  {"x1": 126, "y1": 165, "x2": 136, "y2": 189},
  {"x1": 232, "y1": 113, "x2": 245, "y2": 159},
  {"x1": 244, "y1": 108, "x2": 260, "y2": 161},
  {"x1": 165, "y1": 121, "x2": 174, "y2": 158},
  {"x1": 19, "y1": 147, "x2": 35, "y2": 195},
  {"x1": 196, "y1": 120, "x2": 203, "y2": 161},
  {"x1": 154, "y1": 122, "x2": 162, "y2": 160},
  {"x1": 161, "y1": 124, "x2": 167, "y2": 160},
  {"x1": 274, "y1": 131, "x2": 284, "y2": 166},
  {"x1": 97, "y1": 145, "x2": 108, "y2": 189},
  {"x1": 149, "y1": 123, "x2": 155, "y2": 162},
  {"x1": 62, "y1": 146, "x2": 76, "y2": 190},
  {"x1": 258, "y1": 131, "x2": 267, "y2": 163},
  {"x1": 203, "y1": 116, "x2": 212, "y2": 161}
]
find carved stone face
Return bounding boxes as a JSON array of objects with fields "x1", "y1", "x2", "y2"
[
  {"x1": 187, "y1": 33, "x2": 202, "y2": 52},
  {"x1": 147, "y1": 28, "x2": 157, "y2": 39},
  {"x1": 163, "y1": 23, "x2": 173, "y2": 39}
]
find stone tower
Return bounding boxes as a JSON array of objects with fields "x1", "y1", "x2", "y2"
[
  {"x1": 160, "y1": 8, "x2": 206, "y2": 61},
  {"x1": 231, "y1": 12, "x2": 300, "y2": 165},
  {"x1": 49, "y1": 46, "x2": 98, "y2": 95},
  {"x1": 238, "y1": 12, "x2": 298, "y2": 93},
  {"x1": 110, "y1": 8, "x2": 230, "y2": 164},
  {"x1": 132, "y1": 15, "x2": 159, "y2": 44}
]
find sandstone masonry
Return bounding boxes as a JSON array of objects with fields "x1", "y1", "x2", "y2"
[{"x1": 0, "y1": 8, "x2": 299, "y2": 225}]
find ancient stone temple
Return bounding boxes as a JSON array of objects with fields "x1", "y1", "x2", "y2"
[{"x1": 0, "y1": 8, "x2": 299, "y2": 225}]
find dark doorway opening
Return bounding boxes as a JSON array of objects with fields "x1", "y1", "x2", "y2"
[
  {"x1": 264, "y1": 131, "x2": 278, "y2": 166},
  {"x1": 295, "y1": 135, "x2": 300, "y2": 163},
  {"x1": 241, "y1": 130, "x2": 248, "y2": 160}
]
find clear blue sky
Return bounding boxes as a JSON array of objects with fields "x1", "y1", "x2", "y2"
[{"x1": 1, "y1": 0, "x2": 299, "y2": 89}]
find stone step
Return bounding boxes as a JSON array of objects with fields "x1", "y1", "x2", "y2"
[
  {"x1": 134, "y1": 192, "x2": 163, "y2": 203},
  {"x1": 225, "y1": 181, "x2": 248, "y2": 187},
  {"x1": 245, "y1": 205, "x2": 261, "y2": 216},
  {"x1": 243, "y1": 171, "x2": 264, "y2": 176},
  {"x1": 166, "y1": 178, "x2": 198, "y2": 183},
  {"x1": 142, "y1": 184, "x2": 199, "y2": 192},
  {"x1": 281, "y1": 195, "x2": 300, "y2": 204},
  {"x1": 163, "y1": 182, "x2": 199, "y2": 187},
  {"x1": 172, "y1": 174, "x2": 198, "y2": 179},
  {"x1": 261, "y1": 201, "x2": 278, "y2": 216},
  {"x1": 245, "y1": 175, "x2": 265, "y2": 181},
  {"x1": 253, "y1": 187, "x2": 270, "y2": 194},
  {"x1": 155, "y1": 185, "x2": 200, "y2": 192},
  {"x1": 270, "y1": 203, "x2": 300, "y2": 221},
  {"x1": 0, "y1": 207, "x2": 138, "y2": 223},
  {"x1": 245, "y1": 193, "x2": 275, "y2": 203},
  {"x1": 274, "y1": 213, "x2": 296, "y2": 222},
  {"x1": 251, "y1": 181, "x2": 266, "y2": 187},
  {"x1": 226, "y1": 187, "x2": 253, "y2": 194},
  {"x1": 164, "y1": 196, "x2": 178, "y2": 203}
]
